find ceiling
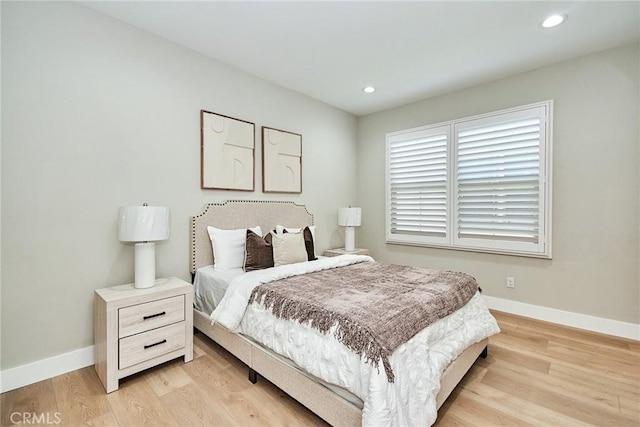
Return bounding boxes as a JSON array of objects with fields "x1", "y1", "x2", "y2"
[{"x1": 82, "y1": 1, "x2": 639, "y2": 116}]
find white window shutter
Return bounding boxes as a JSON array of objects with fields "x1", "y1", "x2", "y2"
[
  {"x1": 387, "y1": 125, "x2": 450, "y2": 245},
  {"x1": 454, "y1": 106, "x2": 548, "y2": 254},
  {"x1": 385, "y1": 101, "x2": 551, "y2": 258}
]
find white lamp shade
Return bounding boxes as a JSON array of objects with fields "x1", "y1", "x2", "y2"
[
  {"x1": 338, "y1": 207, "x2": 362, "y2": 227},
  {"x1": 119, "y1": 206, "x2": 170, "y2": 242}
]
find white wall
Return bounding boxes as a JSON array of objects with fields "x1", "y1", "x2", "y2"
[
  {"x1": 1, "y1": 2, "x2": 357, "y2": 370},
  {"x1": 358, "y1": 43, "x2": 640, "y2": 325}
]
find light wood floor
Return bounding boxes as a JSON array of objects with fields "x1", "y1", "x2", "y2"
[{"x1": 2, "y1": 311, "x2": 638, "y2": 426}]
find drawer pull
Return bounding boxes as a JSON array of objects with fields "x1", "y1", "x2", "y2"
[
  {"x1": 144, "y1": 339, "x2": 167, "y2": 350},
  {"x1": 143, "y1": 311, "x2": 166, "y2": 320}
]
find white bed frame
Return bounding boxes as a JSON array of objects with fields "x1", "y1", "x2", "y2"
[{"x1": 190, "y1": 200, "x2": 487, "y2": 426}]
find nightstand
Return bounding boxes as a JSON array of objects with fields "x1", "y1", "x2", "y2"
[
  {"x1": 94, "y1": 277, "x2": 193, "y2": 393},
  {"x1": 323, "y1": 248, "x2": 370, "y2": 257}
]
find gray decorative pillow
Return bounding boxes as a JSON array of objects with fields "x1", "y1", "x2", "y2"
[
  {"x1": 244, "y1": 230, "x2": 274, "y2": 271},
  {"x1": 276, "y1": 225, "x2": 318, "y2": 258},
  {"x1": 281, "y1": 226, "x2": 317, "y2": 261},
  {"x1": 272, "y1": 232, "x2": 308, "y2": 267}
]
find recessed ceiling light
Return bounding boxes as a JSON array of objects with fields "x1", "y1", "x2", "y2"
[
  {"x1": 541, "y1": 14, "x2": 567, "y2": 29},
  {"x1": 363, "y1": 86, "x2": 376, "y2": 93}
]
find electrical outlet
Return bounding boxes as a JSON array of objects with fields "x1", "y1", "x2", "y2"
[{"x1": 506, "y1": 276, "x2": 515, "y2": 289}]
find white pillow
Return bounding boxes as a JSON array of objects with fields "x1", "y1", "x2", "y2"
[
  {"x1": 272, "y1": 232, "x2": 308, "y2": 267},
  {"x1": 275, "y1": 225, "x2": 317, "y2": 257},
  {"x1": 207, "y1": 226, "x2": 261, "y2": 270}
]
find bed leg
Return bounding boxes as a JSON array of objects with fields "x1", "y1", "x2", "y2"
[
  {"x1": 480, "y1": 346, "x2": 488, "y2": 359},
  {"x1": 248, "y1": 368, "x2": 258, "y2": 384}
]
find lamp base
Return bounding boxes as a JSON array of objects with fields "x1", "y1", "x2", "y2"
[
  {"x1": 344, "y1": 226, "x2": 356, "y2": 252},
  {"x1": 134, "y1": 242, "x2": 156, "y2": 289}
]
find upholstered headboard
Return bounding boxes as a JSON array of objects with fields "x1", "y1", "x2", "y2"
[{"x1": 190, "y1": 200, "x2": 314, "y2": 274}]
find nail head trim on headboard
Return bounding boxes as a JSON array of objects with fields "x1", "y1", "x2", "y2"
[{"x1": 189, "y1": 200, "x2": 314, "y2": 275}]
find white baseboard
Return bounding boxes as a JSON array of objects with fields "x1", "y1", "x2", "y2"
[
  {"x1": 1, "y1": 298, "x2": 638, "y2": 393},
  {"x1": 483, "y1": 295, "x2": 640, "y2": 341},
  {"x1": 0, "y1": 346, "x2": 94, "y2": 393}
]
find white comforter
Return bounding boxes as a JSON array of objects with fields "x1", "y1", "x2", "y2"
[{"x1": 210, "y1": 255, "x2": 500, "y2": 426}]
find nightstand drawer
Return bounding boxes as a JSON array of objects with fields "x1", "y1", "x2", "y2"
[
  {"x1": 119, "y1": 321, "x2": 185, "y2": 369},
  {"x1": 119, "y1": 295, "x2": 184, "y2": 338}
]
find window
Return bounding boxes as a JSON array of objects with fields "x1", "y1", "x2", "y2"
[{"x1": 386, "y1": 101, "x2": 552, "y2": 258}]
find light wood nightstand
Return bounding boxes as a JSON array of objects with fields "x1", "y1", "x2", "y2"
[
  {"x1": 94, "y1": 277, "x2": 193, "y2": 393},
  {"x1": 323, "y1": 248, "x2": 370, "y2": 257}
]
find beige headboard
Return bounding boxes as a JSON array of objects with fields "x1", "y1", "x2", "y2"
[{"x1": 190, "y1": 200, "x2": 314, "y2": 275}]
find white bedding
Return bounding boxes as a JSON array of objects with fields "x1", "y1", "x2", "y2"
[
  {"x1": 193, "y1": 266, "x2": 244, "y2": 314},
  {"x1": 210, "y1": 255, "x2": 500, "y2": 426}
]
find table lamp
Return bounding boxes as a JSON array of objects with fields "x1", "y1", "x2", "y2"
[
  {"x1": 119, "y1": 204, "x2": 170, "y2": 288},
  {"x1": 338, "y1": 207, "x2": 361, "y2": 252}
]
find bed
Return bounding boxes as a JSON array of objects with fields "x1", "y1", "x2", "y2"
[{"x1": 190, "y1": 200, "x2": 500, "y2": 426}]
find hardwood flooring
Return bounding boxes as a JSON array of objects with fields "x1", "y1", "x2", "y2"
[{"x1": 1, "y1": 311, "x2": 638, "y2": 426}]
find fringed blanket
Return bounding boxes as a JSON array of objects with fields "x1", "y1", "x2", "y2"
[{"x1": 248, "y1": 261, "x2": 480, "y2": 383}]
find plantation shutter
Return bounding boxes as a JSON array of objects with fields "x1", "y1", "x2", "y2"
[
  {"x1": 454, "y1": 106, "x2": 547, "y2": 252},
  {"x1": 387, "y1": 125, "x2": 450, "y2": 244},
  {"x1": 385, "y1": 101, "x2": 551, "y2": 258}
]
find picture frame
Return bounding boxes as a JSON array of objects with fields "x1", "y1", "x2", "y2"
[
  {"x1": 262, "y1": 127, "x2": 302, "y2": 193},
  {"x1": 200, "y1": 110, "x2": 255, "y2": 191}
]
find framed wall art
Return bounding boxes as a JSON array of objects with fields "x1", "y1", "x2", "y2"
[
  {"x1": 262, "y1": 127, "x2": 302, "y2": 193},
  {"x1": 201, "y1": 110, "x2": 255, "y2": 191}
]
